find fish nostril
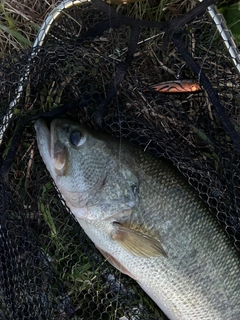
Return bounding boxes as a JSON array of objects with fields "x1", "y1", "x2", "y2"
[
  {"x1": 131, "y1": 185, "x2": 138, "y2": 194},
  {"x1": 44, "y1": 118, "x2": 52, "y2": 129}
]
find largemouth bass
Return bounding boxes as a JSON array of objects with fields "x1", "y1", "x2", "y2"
[{"x1": 35, "y1": 118, "x2": 240, "y2": 320}]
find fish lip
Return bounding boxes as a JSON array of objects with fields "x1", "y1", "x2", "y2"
[
  {"x1": 50, "y1": 119, "x2": 58, "y2": 161},
  {"x1": 35, "y1": 119, "x2": 55, "y2": 178},
  {"x1": 35, "y1": 119, "x2": 51, "y2": 156}
]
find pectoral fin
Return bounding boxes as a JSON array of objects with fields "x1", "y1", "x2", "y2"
[{"x1": 112, "y1": 222, "x2": 167, "y2": 258}]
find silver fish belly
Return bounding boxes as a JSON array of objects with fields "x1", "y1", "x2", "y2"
[{"x1": 35, "y1": 118, "x2": 240, "y2": 320}]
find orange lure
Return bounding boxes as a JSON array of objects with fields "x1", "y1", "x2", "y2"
[{"x1": 151, "y1": 80, "x2": 202, "y2": 93}]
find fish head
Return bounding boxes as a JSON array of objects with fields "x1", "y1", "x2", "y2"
[{"x1": 34, "y1": 118, "x2": 139, "y2": 221}]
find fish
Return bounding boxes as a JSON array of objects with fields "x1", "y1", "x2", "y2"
[{"x1": 35, "y1": 118, "x2": 240, "y2": 320}]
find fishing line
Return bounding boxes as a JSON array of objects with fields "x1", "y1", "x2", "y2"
[
  {"x1": 106, "y1": 5, "x2": 124, "y2": 309},
  {"x1": 108, "y1": 2, "x2": 123, "y2": 168},
  {"x1": 197, "y1": 26, "x2": 218, "y2": 83}
]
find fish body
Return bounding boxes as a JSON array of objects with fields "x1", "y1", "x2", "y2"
[{"x1": 35, "y1": 118, "x2": 240, "y2": 320}]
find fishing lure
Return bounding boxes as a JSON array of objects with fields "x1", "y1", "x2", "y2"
[{"x1": 151, "y1": 80, "x2": 202, "y2": 93}]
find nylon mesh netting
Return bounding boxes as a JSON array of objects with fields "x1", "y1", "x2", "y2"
[{"x1": 0, "y1": 0, "x2": 240, "y2": 319}]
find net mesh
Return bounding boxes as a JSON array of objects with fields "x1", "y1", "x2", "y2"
[{"x1": 0, "y1": 0, "x2": 240, "y2": 319}]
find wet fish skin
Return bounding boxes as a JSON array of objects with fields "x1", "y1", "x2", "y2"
[{"x1": 35, "y1": 118, "x2": 240, "y2": 320}]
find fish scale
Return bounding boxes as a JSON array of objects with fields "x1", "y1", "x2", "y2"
[{"x1": 35, "y1": 118, "x2": 240, "y2": 320}]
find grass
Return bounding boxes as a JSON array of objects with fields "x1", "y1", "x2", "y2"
[
  {"x1": 0, "y1": 0, "x2": 238, "y2": 57},
  {"x1": 218, "y1": 1, "x2": 240, "y2": 45},
  {"x1": 0, "y1": 0, "x2": 211, "y2": 57},
  {"x1": 0, "y1": 0, "x2": 57, "y2": 56},
  {"x1": 0, "y1": 0, "x2": 238, "y2": 59}
]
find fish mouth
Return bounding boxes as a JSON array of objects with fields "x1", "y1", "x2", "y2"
[
  {"x1": 35, "y1": 118, "x2": 67, "y2": 171},
  {"x1": 50, "y1": 119, "x2": 69, "y2": 173}
]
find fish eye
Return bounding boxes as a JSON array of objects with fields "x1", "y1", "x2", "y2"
[{"x1": 69, "y1": 130, "x2": 86, "y2": 147}]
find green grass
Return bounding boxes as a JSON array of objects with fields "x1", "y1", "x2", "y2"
[
  {"x1": 0, "y1": 0, "x2": 56, "y2": 56},
  {"x1": 218, "y1": 1, "x2": 240, "y2": 45}
]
